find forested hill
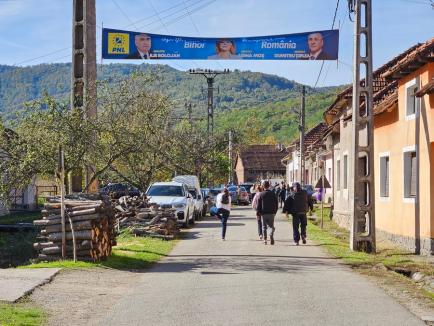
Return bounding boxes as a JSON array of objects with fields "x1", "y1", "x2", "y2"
[{"x1": 0, "y1": 63, "x2": 345, "y2": 142}]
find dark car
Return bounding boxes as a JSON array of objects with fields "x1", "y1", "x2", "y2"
[{"x1": 99, "y1": 183, "x2": 141, "y2": 199}]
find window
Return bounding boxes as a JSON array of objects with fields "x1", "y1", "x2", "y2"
[
  {"x1": 380, "y1": 156, "x2": 389, "y2": 197},
  {"x1": 337, "y1": 160, "x2": 341, "y2": 191},
  {"x1": 403, "y1": 150, "x2": 417, "y2": 198},
  {"x1": 406, "y1": 80, "x2": 420, "y2": 118},
  {"x1": 343, "y1": 155, "x2": 348, "y2": 189}
]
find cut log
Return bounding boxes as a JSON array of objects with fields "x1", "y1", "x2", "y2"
[{"x1": 48, "y1": 230, "x2": 93, "y2": 242}]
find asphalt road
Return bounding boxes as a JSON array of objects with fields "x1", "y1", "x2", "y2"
[{"x1": 101, "y1": 207, "x2": 424, "y2": 326}]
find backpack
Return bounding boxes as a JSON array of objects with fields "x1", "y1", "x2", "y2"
[{"x1": 221, "y1": 194, "x2": 229, "y2": 204}]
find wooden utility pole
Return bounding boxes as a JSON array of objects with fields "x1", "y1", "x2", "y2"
[
  {"x1": 58, "y1": 146, "x2": 66, "y2": 259},
  {"x1": 349, "y1": 0, "x2": 376, "y2": 252},
  {"x1": 71, "y1": 0, "x2": 97, "y2": 193}
]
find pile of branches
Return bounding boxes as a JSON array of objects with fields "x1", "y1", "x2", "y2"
[
  {"x1": 115, "y1": 196, "x2": 179, "y2": 240},
  {"x1": 33, "y1": 195, "x2": 115, "y2": 262}
]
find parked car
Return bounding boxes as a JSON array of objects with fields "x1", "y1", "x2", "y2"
[
  {"x1": 227, "y1": 186, "x2": 238, "y2": 204},
  {"x1": 239, "y1": 182, "x2": 255, "y2": 201},
  {"x1": 146, "y1": 182, "x2": 195, "y2": 227},
  {"x1": 237, "y1": 186, "x2": 250, "y2": 205},
  {"x1": 201, "y1": 188, "x2": 211, "y2": 216},
  {"x1": 172, "y1": 175, "x2": 203, "y2": 220},
  {"x1": 207, "y1": 188, "x2": 222, "y2": 208},
  {"x1": 99, "y1": 183, "x2": 141, "y2": 199}
]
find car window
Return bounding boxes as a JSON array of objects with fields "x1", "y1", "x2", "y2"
[
  {"x1": 228, "y1": 186, "x2": 237, "y2": 191},
  {"x1": 147, "y1": 185, "x2": 184, "y2": 197},
  {"x1": 239, "y1": 187, "x2": 246, "y2": 192},
  {"x1": 188, "y1": 189, "x2": 197, "y2": 198},
  {"x1": 210, "y1": 189, "x2": 221, "y2": 195}
]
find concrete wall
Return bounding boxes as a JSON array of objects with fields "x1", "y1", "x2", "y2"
[
  {"x1": 374, "y1": 63, "x2": 434, "y2": 254},
  {"x1": 332, "y1": 110, "x2": 353, "y2": 229}
]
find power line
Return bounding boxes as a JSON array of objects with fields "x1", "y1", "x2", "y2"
[
  {"x1": 313, "y1": 0, "x2": 340, "y2": 88},
  {"x1": 10, "y1": 0, "x2": 211, "y2": 67}
]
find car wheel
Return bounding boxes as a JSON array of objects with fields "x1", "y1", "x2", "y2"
[
  {"x1": 183, "y1": 210, "x2": 190, "y2": 228},
  {"x1": 190, "y1": 210, "x2": 195, "y2": 225}
]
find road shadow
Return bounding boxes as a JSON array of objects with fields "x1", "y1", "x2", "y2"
[{"x1": 143, "y1": 253, "x2": 340, "y2": 274}]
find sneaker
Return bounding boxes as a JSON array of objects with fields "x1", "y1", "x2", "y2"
[
  {"x1": 259, "y1": 235, "x2": 263, "y2": 240},
  {"x1": 222, "y1": 237, "x2": 225, "y2": 241},
  {"x1": 294, "y1": 241, "x2": 299, "y2": 246},
  {"x1": 270, "y1": 236, "x2": 275, "y2": 245},
  {"x1": 302, "y1": 237, "x2": 306, "y2": 244}
]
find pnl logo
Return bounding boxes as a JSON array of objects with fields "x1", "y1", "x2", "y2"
[{"x1": 108, "y1": 33, "x2": 129, "y2": 54}]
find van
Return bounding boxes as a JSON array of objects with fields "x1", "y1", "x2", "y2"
[{"x1": 172, "y1": 175, "x2": 204, "y2": 219}]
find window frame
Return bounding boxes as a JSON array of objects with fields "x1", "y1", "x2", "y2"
[
  {"x1": 379, "y1": 152, "x2": 390, "y2": 199},
  {"x1": 403, "y1": 146, "x2": 417, "y2": 203}
]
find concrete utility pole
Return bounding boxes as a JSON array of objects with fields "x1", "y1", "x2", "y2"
[
  {"x1": 71, "y1": 0, "x2": 97, "y2": 193},
  {"x1": 228, "y1": 130, "x2": 233, "y2": 184},
  {"x1": 299, "y1": 85, "x2": 306, "y2": 186},
  {"x1": 188, "y1": 69, "x2": 230, "y2": 140},
  {"x1": 349, "y1": 0, "x2": 376, "y2": 253}
]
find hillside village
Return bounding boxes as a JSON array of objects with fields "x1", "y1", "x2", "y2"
[{"x1": 0, "y1": 1, "x2": 433, "y2": 325}]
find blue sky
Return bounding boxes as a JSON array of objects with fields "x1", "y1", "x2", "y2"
[{"x1": 0, "y1": 0, "x2": 432, "y2": 86}]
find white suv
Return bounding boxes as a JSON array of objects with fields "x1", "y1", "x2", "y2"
[{"x1": 146, "y1": 182, "x2": 195, "y2": 227}]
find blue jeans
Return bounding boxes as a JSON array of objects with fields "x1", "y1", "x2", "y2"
[{"x1": 214, "y1": 208, "x2": 230, "y2": 239}]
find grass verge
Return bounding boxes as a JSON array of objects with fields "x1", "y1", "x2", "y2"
[
  {"x1": 0, "y1": 303, "x2": 45, "y2": 326},
  {"x1": 307, "y1": 208, "x2": 433, "y2": 275},
  {"x1": 21, "y1": 231, "x2": 177, "y2": 270},
  {"x1": 301, "y1": 205, "x2": 434, "y2": 307}
]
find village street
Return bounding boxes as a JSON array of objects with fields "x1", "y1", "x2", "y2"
[{"x1": 92, "y1": 207, "x2": 422, "y2": 326}]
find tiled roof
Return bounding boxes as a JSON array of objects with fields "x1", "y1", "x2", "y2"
[
  {"x1": 324, "y1": 38, "x2": 434, "y2": 123},
  {"x1": 237, "y1": 145, "x2": 287, "y2": 170},
  {"x1": 287, "y1": 122, "x2": 328, "y2": 150}
]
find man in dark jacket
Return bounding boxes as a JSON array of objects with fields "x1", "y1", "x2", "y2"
[
  {"x1": 257, "y1": 180, "x2": 278, "y2": 245},
  {"x1": 290, "y1": 182, "x2": 310, "y2": 245}
]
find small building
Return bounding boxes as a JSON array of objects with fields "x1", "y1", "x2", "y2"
[
  {"x1": 283, "y1": 122, "x2": 333, "y2": 201},
  {"x1": 234, "y1": 145, "x2": 287, "y2": 184}
]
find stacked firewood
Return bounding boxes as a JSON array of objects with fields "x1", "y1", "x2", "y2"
[
  {"x1": 33, "y1": 197, "x2": 115, "y2": 262},
  {"x1": 115, "y1": 196, "x2": 179, "y2": 240}
]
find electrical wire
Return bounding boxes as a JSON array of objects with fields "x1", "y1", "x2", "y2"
[{"x1": 313, "y1": 0, "x2": 340, "y2": 88}]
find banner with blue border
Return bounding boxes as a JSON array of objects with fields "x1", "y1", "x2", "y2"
[{"x1": 102, "y1": 28, "x2": 339, "y2": 61}]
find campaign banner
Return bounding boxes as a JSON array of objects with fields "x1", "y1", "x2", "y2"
[{"x1": 102, "y1": 28, "x2": 339, "y2": 61}]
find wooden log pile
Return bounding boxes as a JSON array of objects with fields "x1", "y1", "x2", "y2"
[
  {"x1": 33, "y1": 197, "x2": 115, "y2": 262},
  {"x1": 115, "y1": 196, "x2": 179, "y2": 240}
]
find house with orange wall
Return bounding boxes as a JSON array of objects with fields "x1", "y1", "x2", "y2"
[
  {"x1": 322, "y1": 38, "x2": 434, "y2": 254},
  {"x1": 374, "y1": 39, "x2": 434, "y2": 254}
]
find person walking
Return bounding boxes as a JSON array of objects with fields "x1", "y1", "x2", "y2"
[
  {"x1": 257, "y1": 180, "x2": 278, "y2": 245},
  {"x1": 279, "y1": 183, "x2": 287, "y2": 208},
  {"x1": 289, "y1": 182, "x2": 310, "y2": 245},
  {"x1": 211, "y1": 188, "x2": 231, "y2": 240},
  {"x1": 251, "y1": 184, "x2": 263, "y2": 240}
]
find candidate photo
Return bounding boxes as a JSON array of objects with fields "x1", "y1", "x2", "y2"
[
  {"x1": 305, "y1": 32, "x2": 333, "y2": 60},
  {"x1": 127, "y1": 33, "x2": 154, "y2": 59},
  {"x1": 208, "y1": 39, "x2": 241, "y2": 59}
]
